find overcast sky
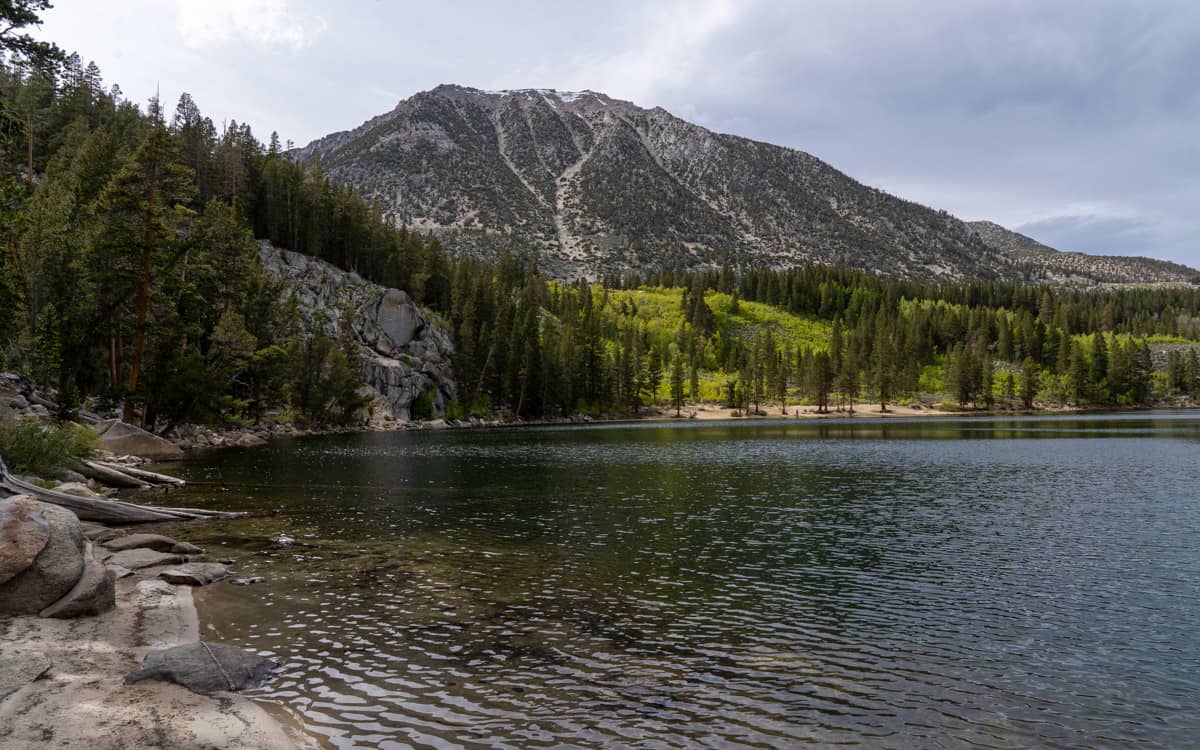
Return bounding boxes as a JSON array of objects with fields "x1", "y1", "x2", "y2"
[{"x1": 36, "y1": 0, "x2": 1200, "y2": 268}]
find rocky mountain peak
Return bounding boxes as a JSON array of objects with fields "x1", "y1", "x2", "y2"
[{"x1": 295, "y1": 85, "x2": 1197, "y2": 285}]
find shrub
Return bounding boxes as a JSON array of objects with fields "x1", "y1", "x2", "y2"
[
  {"x1": 0, "y1": 419, "x2": 98, "y2": 477},
  {"x1": 444, "y1": 400, "x2": 467, "y2": 421},
  {"x1": 410, "y1": 390, "x2": 436, "y2": 421}
]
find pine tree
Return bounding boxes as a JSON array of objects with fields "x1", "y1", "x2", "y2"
[
  {"x1": 92, "y1": 123, "x2": 196, "y2": 422},
  {"x1": 1020, "y1": 357, "x2": 1039, "y2": 409},
  {"x1": 669, "y1": 351, "x2": 685, "y2": 417}
]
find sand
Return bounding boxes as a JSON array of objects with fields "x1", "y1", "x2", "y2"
[
  {"x1": 0, "y1": 567, "x2": 311, "y2": 749},
  {"x1": 639, "y1": 401, "x2": 961, "y2": 421}
]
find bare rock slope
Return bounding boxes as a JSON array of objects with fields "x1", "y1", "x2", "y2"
[
  {"x1": 296, "y1": 85, "x2": 1197, "y2": 284},
  {"x1": 259, "y1": 242, "x2": 457, "y2": 420}
]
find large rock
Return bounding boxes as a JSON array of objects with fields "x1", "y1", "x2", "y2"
[
  {"x1": 159, "y1": 563, "x2": 230, "y2": 586},
  {"x1": 359, "y1": 288, "x2": 424, "y2": 354},
  {"x1": 96, "y1": 421, "x2": 184, "y2": 459},
  {"x1": 103, "y1": 533, "x2": 183, "y2": 553},
  {"x1": 259, "y1": 242, "x2": 458, "y2": 420},
  {"x1": 0, "y1": 499, "x2": 84, "y2": 615},
  {"x1": 103, "y1": 548, "x2": 185, "y2": 570},
  {"x1": 0, "y1": 650, "x2": 52, "y2": 701},
  {"x1": 40, "y1": 545, "x2": 116, "y2": 618},
  {"x1": 0, "y1": 495, "x2": 51, "y2": 585},
  {"x1": 228, "y1": 432, "x2": 267, "y2": 448},
  {"x1": 126, "y1": 642, "x2": 276, "y2": 695},
  {"x1": 54, "y1": 481, "x2": 101, "y2": 499}
]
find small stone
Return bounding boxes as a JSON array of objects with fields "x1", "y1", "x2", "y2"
[
  {"x1": 134, "y1": 578, "x2": 177, "y2": 604},
  {"x1": 231, "y1": 577, "x2": 264, "y2": 586},
  {"x1": 104, "y1": 548, "x2": 185, "y2": 570},
  {"x1": 231, "y1": 432, "x2": 267, "y2": 448},
  {"x1": 89, "y1": 527, "x2": 129, "y2": 543},
  {"x1": 273, "y1": 535, "x2": 295, "y2": 547},
  {"x1": 171, "y1": 542, "x2": 205, "y2": 555},
  {"x1": 103, "y1": 533, "x2": 182, "y2": 553},
  {"x1": 107, "y1": 565, "x2": 134, "y2": 579},
  {"x1": 158, "y1": 563, "x2": 229, "y2": 586},
  {"x1": 53, "y1": 481, "x2": 101, "y2": 499}
]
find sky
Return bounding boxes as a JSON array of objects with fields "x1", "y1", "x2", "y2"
[{"x1": 34, "y1": 0, "x2": 1200, "y2": 268}]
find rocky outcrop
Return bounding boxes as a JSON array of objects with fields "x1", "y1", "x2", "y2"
[
  {"x1": 259, "y1": 242, "x2": 457, "y2": 419},
  {"x1": 93, "y1": 420, "x2": 184, "y2": 460},
  {"x1": 0, "y1": 496, "x2": 86, "y2": 616}
]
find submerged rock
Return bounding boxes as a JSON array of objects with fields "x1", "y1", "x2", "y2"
[
  {"x1": 231, "y1": 577, "x2": 265, "y2": 586},
  {"x1": 125, "y1": 642, "x2": 276, "y2": 695}
]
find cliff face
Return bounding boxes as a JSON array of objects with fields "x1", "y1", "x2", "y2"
[{"x1": 258, "y1": 242, "x2": 457, "y2": 420}]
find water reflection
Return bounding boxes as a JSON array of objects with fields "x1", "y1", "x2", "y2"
[{"x1": 156, "y1": 412, "x2": 1200, "y2": 749}]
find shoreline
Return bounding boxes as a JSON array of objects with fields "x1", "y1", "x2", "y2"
[
  {"x1": 163, "y1": 401, "x2": 1200, "y2": 456},
  {"x1": 0, "y1": 557, "x2": 313, "y2": 749}
]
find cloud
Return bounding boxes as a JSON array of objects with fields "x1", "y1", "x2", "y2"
[{"x1": 175, "y1": 0, "x2": 325, "y2": 51}]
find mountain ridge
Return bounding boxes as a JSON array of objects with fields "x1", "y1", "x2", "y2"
[{"x1": 296, "y1": 84, "x2": 1196, "y2": 284}]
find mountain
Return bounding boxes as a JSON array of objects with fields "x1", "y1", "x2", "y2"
[
  {"x1": 297, "y1": 85, "x2": 1196, "y2": 284},
  {"x1": 966, "y1": 221, "x2": 1197, "y2": 285}
]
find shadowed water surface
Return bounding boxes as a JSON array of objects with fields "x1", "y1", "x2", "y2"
[{"x1": 161, "y1": 412, "x2": 1200, "y2": 749}]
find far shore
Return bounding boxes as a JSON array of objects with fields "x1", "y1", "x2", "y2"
[{"x1": 158, "y1": 400, "x2": 1200, "y2": 457}]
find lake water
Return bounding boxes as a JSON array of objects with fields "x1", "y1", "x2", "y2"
[{"x1": 160, "y1": 412, "x2": 1200, "y2": 749}]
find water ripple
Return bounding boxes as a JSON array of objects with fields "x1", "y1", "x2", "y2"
[{"x1": 172, "y1": 412, "x2": 1200, "y2": 749}]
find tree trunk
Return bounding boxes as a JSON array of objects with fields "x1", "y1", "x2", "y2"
[{"x1": 123, "y1": 249, "x2": 152, "y2": 423}]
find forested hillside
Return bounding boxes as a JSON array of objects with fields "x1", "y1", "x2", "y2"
[{"x1": 1, "y1": 4, "x2": 1198, "y2": 433}]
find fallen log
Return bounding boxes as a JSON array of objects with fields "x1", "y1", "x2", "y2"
[
  {"x1": 90, "y1": 460, "x2": 186, "y2": 487},
  {"x1": 0, "y1": 457, "x2": 239, "y2": 524},
  {"x1": 76, "y1": 460, "x2": 151, "y2": 488}
]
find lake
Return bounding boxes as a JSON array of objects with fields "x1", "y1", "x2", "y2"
[{"x1": 160, "y1": 412, "x2": 1200, "y2": 749}]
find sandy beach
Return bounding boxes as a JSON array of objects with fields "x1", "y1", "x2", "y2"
[
  {"x1": 637, "y1": 401, "x2": 965, "y2": 421},
  {"x1": 0, "y1": 565, "x2": 309, "y2": 749}
]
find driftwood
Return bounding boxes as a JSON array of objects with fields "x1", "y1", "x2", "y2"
[
  {"x1": 90, "y1": 460, "x2": 186, "y2": 487},
  {"x1": 0, "y1": 456, "x2": 240, "y2": 524},
  {"x1": 76, "y1": 460, "x2": 151, "y2": 488}
]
